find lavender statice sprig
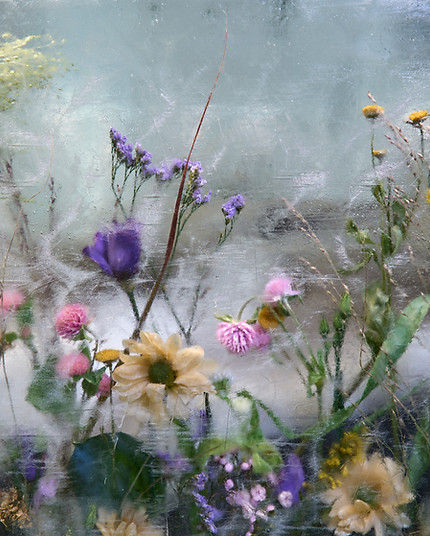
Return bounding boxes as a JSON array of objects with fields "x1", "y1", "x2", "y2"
[
  {"x1": 170, "y1": 161, "x2": 212, "y2": 260},
  {"x1": 218, "y1": 194, "x2": 245, "y2": 245},
  {"x1": 192, "y1": 472, "x2": 218, "y2": 534}
]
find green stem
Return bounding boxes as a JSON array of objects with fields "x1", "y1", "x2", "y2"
[
  {"x1": 124, "y1": 287, "x2": 140, "y2": 322},
  {"x1": 1, "y1": 349, "x2": 17, "y2": 430}
]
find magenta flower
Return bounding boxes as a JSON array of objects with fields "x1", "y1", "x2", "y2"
[
  {"x1": 0, "y1": 289, "x2": 25, "y2": 316},
  {"x1": 97, "y1": 373, "x2": 111, "y2": 398},
  {"x1": 252, "y1": 323, "x2": 271, "y2": 350},
  {"x1": 216, "y1": 321, "x2": 255, "y2": 354},
  {"x1": 263, "y1": 276, "x2": 300, "y2": 304},
  {"x1": 56, "y1": 352, "x2": 90, "y2": 379},
  {"x1": 55, "y1": 303, "x2": 89, "y2": 339},
  {"x1": 82, "y1": 219, "x2": 141, "y2": 279}
]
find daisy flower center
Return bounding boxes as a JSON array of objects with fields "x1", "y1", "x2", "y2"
[{"x1": 148, "y1": 358, "x2": 176, "y2": 388}]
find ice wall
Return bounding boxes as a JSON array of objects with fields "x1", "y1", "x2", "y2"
[{"x1": 1, "y1": 0, "x2": 430, "y2": 432}]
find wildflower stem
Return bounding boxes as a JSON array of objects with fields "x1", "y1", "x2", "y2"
[{"x1": 1, "y1": 350, "x2": 18, "y2": 431}]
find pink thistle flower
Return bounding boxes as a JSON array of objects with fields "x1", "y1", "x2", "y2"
[
  {"x1": 216, "y1": 321, "x2": 255, "y2": 354},
  {"x1": 55, "y1": 303, "x2": 89, "y2": 339},
  {"x1": 252, "y1": 323, "x2": 271, "y2": 350},
  {"x1": 56, "y1": 352, "x2": 90, "y2": 379},
  {"x1": 97, "y1": 373, "x2": 112, "y2": 398},
  {"x1": 263, "y1": 276, "x2": 300, "y2": 304},
  {"x1": 0, "y1": 290, "x2": 25, "y2": 316}
]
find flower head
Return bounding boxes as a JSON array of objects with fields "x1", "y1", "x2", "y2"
[
  {"x1": 251, "y1": 324, "x2": 271, "y2": 349},
  {"x1": 112, "y1": 331, "x2": 216, "y2": 422},
  {"x1": 110, "y1": 128, "x2": 135, "y2": 167},
  {"x1": 55, "y1": 303, "x2": 89, "y2": 339},
  {"x1": 321, "y1": 452, "x2": 413, "y2": 536},
  {"x1": 83, "y1": 219, "x2": 141, "y2": 279},
  {"x1": 56, "y1": 352, "x2": 90, "y2": 378},
  {"x1": 277, "y1": 454, "x2": 305, "y2": 507},
  {"x1": 362, "y1": 105, "x2": 384, "y2": 119},
  {"x1": 97, "y1": 504, "x2": 163, "y2": 536},
  {"x1": 408, "y1": 110, "x2": 428, "y2": 125},
  {"x1": 263, "y1": 276, "x2": 300, "y2": 304},
  {"x1": 257, "y1": 306, "x2": 286, "y2": 330},
  {"x1": 222, "y1": 194, "x2": 245, "y2": 222},
  {"x1": 216, "y1": 321, "x2": 255, "y2": 354},
  {"x1": 0, "y1": 290, "x2": 25, "y2": 316},
  {"x1": 97, "y1": 373, "x2": 112, "y2": 399}
]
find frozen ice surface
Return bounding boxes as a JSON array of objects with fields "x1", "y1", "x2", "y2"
[{"x1": 0, "y1": 0, "x2": 430, "y2": 434}]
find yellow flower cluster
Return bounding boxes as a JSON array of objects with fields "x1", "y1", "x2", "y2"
[
  {"x1": 0, "y1": 32, "x2": 66, "y2": 110},
  {"x1": 362, "y1": 105, "x2": 384, "y2": 119},
  {"x1": 319, "y1": 431, "x2": 366, "y2": 489},
  {"x1": 408, "y1": 110, "x2": 428, "y2": 124}
]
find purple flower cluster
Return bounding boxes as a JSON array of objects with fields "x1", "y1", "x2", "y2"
[
  {"x1": 110, "y1": 128, "x2": 156, "y2": 177},
  {"x1": 222, "y1": 194, "x2": 245, "y2": 222},
  {"x1": 186, "y1": 161, "x2": 211, "y2": 206},
  {"x1": 110, "y1": 128, "x2": 135, "y2": 167},
  {"x1": 192, "y1": 472, "x2": 219, "y2": 534},
  {"x1": 276, "y1": 454, "x2": 305, "y2": 507}
]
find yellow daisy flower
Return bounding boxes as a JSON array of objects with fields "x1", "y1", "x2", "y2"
[
  {"x1": 322, "y1": 452, "x2": 413, "y2": 536},
  {"x1": 96, "y1": 504, "x2": 163, "y2": 536},
  {"x1": 426, "y1": 187, "x2": 430, "y2": 205},
  {"x1": 112, "y1": 331, "x2": 216, "y2": 422},
  {"x1": 95, "y1": 349, "x2": 120, "y2": 363},
  {"x1": 408, "y1": 110, "x2": 428, "y2": 124},
  {"x1": 362, "y1": 105, "x2": 384, "y2": 119}
]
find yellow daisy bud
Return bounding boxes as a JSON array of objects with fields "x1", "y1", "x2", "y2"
[
  {"x1": 362, "y1": 105, "x2": 384, "y2": 119},
  {"x1": 257, "y1": 306, "x2": 285, "y2": 330},
  {"x1": 372, "y1": 149, "x2": 386, "y2": 160},
  {"x1": 95, "y1": 349, "x2": 120, "y2": 363}
]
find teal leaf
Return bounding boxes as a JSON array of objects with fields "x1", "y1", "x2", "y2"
[
  {"x1": 67, "y1": 433, "x2": 165, "y2": 512},
  {"x1": 407, "y1": 403, "x2": 430, "y2": 488}
]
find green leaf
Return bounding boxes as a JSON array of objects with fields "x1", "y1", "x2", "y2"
[
  {"x1": 371, "y1": 183, "x2": 385, "y2": 205},
  {"x1": 407, "y1": 403, "x2": 430, "y2": 488},
  {"x1": 302, "y1": 405, "x2": 356, "y2": 438},
  {"x1": 360, "y1": 295, "x2": 430, "y2": 402},
  {"x1": 81, "y1": 368, "x2": 106, "y2": 397},
  {"x1": 345, "y1": 219, "x2": 375, "y2": 245},
  {"x1": 67, "y1": 433, "x2": 165, "y2": 512},
  {"x1": 194, "y1": 437, "x2": 243, "y2": 469},
  {"x1": 381, "y1": 231, "x2": 393, "y2": 257},
  {"x1": 26, "y1": 355, "x2": 77, "y2": 418},
  {"x1": 3, "y1": 332, "x2": 18, "y2": 344},
  {"x1": 15, "y1": 297, "x2": 33, "y2": 327}
]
